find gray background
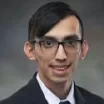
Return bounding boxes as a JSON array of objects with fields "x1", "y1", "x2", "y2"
[{"x1": 0, "y1": 0, "x2": 104, "y2": 100}]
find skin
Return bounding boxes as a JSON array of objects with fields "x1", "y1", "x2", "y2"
[{"x1": 24, "y1": 15, "x2": 88, "y2": 99}]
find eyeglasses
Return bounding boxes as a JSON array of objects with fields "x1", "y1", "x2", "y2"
[{"x1": 30, "y1": 38, "x2": 83, "y2": 54}]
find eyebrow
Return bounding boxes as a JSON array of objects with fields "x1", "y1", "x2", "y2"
[
  {"x1": 41, "y1": 36, "x2": 56, "y2": 40},
  {"x1": 42, "y1": 34, "x2": 80, "y2": 41},
  {"x1": 63, "y1": 35, "x2": 80, "y2": 40}
]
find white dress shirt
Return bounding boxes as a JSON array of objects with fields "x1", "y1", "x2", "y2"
[{"x1": 36, "y1": 73, "x2": 75, "y2": 104}]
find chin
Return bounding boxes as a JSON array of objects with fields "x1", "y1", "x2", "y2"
[{"x1": 51, "y1": 76, "x2": 71, "y2": 84}]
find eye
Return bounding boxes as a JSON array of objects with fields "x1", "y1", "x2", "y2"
[
  {"x1": 41, "y1": 40, "x2": 55, "y2": 48},
  {"x1": 66, "y1": 40, "x2": 77, "y2": 47}
]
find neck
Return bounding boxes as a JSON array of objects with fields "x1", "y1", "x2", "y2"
[
  {"x1": 39, "y1": 73, "x2": 72, "y2": 99},
  {"x1": 47, "y1": 81, "x2": 72, "y2": 99}
]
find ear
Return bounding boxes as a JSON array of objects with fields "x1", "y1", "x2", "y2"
[
  {"x1": 80, "y1": 40, "x2": 89, "y2": 60},
  {"x1": 24, "y1": 41, "x2": 36, "y2": 60}
]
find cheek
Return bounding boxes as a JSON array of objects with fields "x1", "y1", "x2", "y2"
[
  {"x1": 69, "y1": 53, "x2": 80, "y2": 67},
  {"x1": 73, "y1": 50, "x2": 81, "y2": 60},
  {"x1": 69, "y1": 54, "x2": 79, "y2": 61},
  {"x1": 35, "y1": 53, "x2": 52, "y2": 68}
]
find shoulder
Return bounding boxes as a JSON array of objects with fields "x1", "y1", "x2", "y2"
[
  {"x1": 0, "y1": 84, "x2": 31, "y2": 104},
  {"x1": 0, "y1": 77, "x2": 39, "y2": 104},
  {"x1": 76, "y1": 85, "x2": 104, "y2": 104},
  {"x1": 0, "y1": 73, "x2": 45, "y2": 104}
]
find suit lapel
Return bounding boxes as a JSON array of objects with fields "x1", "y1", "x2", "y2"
[
  {"x1": 27, "y1": 72, "x2": 87, "y2": 104},
  {"x1": 74, "y1": 83, "x2": 86, "y2": 104},
  {"x1": 26, "y1": 72, "x2": 48, "y2": 104}
]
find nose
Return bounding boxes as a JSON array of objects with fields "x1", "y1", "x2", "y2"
[{"x1": 55, "y1": 45, "x2": 67, "y2": 61}]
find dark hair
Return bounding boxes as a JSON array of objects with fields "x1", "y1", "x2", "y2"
[{"x1": 28, "y1": 1, "x2": 84, "y2": 42}]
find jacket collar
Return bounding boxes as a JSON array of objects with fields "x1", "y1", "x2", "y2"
[
  {"x1": 26, "y1": 72, "x2": 48, "y2": 104},
  {"x1": 74, "y1": 82, "x2": 86, "y2": 104},
  {"x1": 27, "y1": 72, "x2": 86, "y2": 104}
]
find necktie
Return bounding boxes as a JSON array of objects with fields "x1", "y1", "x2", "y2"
[{"x1": 59, "y1": 101, "x2": 71, "y2": 104}]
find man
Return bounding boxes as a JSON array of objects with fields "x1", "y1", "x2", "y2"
[{"x1": 0, "y1": 1, "x2": 104, "y2": 104}]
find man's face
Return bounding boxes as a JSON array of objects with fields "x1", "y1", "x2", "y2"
[{"x1": 29, "y1": 16, "x2": 87, "y2": 85}]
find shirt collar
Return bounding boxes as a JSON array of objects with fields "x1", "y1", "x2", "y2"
[{"x1": 36, "y1": 73, "x2": 75, "y2": 104}]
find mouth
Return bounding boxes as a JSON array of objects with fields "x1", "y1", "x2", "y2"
[{"x1": 50, "y1": 64, "x2": 72, "y2": 75}]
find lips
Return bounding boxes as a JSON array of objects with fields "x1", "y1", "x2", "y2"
[{"x1": 50, "y1": 64, "x2": 72, "y2": 71}]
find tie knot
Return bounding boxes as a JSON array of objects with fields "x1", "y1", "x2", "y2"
[{"x1": 59, "y1": 101, "x2": 71, "y2": 104}]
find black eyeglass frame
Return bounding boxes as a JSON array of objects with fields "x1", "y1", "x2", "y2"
[
  {"x1": 29, "y1": 38, "x2": 83, "y2": 54},
  {"x1": 29, "y1": 38, "x2": 83, "y2": 45}
]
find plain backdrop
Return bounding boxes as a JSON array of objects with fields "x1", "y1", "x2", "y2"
[{"x1": 0, "y1": 0, "x2": 104, "y2": 100}]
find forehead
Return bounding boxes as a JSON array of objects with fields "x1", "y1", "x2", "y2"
[{"x1": 45, "y1": 15, "x2": 81, "y2": 40}]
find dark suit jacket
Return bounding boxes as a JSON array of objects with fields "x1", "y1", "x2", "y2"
[{"x1": 0, "y1": 72, "x2": 104, "y2": 104}]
